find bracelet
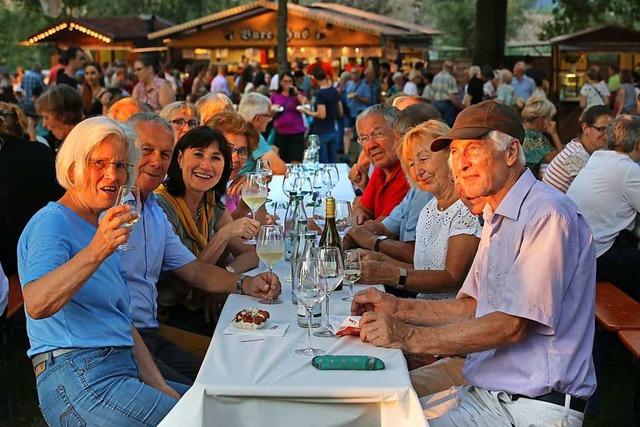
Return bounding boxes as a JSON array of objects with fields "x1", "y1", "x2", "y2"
[
  {"x1": 397, "y1": 268, "x2": 407, "y2": 291},
  {"x1": 374, "y1": 235, "x2": 388, "y2": 252},
  {"x1": 236, "y1": 274, "x2": 248, "y2": 295}
]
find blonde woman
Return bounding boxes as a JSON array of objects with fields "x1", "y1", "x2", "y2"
[
  {"x1": 521, "y1": 94, "x2": 563, "y2": 177},
  {"x1": 196, "y1": 92, "x2": 234, "y2": 123},
  {"x1": 495, "y1": 69, "x2": 515, "y2": 107}
]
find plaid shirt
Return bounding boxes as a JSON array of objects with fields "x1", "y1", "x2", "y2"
[
  {"x1": 430, "y1": 70, "x2": 458, "y2": 101},
  {"x1": 21, "y1": 70, "x2": 46, "y2": 99}
]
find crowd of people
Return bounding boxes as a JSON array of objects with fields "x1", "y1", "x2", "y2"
[{"x1": 1, "y1": 45, "x2": 640, "y2": 426}]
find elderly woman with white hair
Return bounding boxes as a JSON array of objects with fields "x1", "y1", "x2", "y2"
[
  {"x1": 17, "y1": 116, "x2": 185, "y2": 426},
  {"x1": 521, "y1": 93, "x2": 564, "y2": 177},
  {"x1": 160, "y1": 101, "x2": 201, "y2": 144},
  {"x1": 196, "y1": 92, "x2": 234, "y2": 124}
]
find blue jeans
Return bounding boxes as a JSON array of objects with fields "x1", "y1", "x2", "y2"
[
  {"x1": 35, "y1": 347, "x2": 185, "y2": 426},
  {"x1": 318, "y1": 131, "x2": 338, "y2": 164},
  {"x1": 434, "y1": 100, "x2": 459, "y2": 127}
]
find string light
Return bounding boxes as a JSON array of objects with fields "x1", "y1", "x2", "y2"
[{"x1": 27, "y1": 22, "x2": 111, "y2": 45}]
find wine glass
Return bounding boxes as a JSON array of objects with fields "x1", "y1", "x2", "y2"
[
  {"x1": 335, "y1": 200, "x2": 353, "y2": 239},
  {"x1": 241, "y1": 173, "x2": 268, "y2": 245},
  {"x1": 341, "y1": 249, "x2": 362, "y2": 302},
  {"x1": 293, "y1": 175, "x2": 313, "y2": 201},
  {"x1": 323, "y1": 164, "x2": 339, "y2": 195},
  {"x1": 282, "y1": 169, "x2": 300, "y2": 198},
  {"x1": 312, "y1": 198, "x2": 327, "y2": 231},
  {"x1": 114, "y1": 185, "x2": 141, "y2": 251},
  {"x1": 256, "y1": 159, "x2": 273, "y2": 214},
  {"x1": 295, "y1": 257, "x2": 328, "y2": 356},
  {"x1": 313, "y1": 247, "x2": 344, "y2": 338},
  {"x1": 312, "y1": 169, "x2": 331, "y2": 197},
  {"x1": 256, "y1": 225, "x2": 284, "y2": 304}
]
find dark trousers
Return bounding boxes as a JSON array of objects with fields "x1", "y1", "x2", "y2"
[
  {"x1": 434, "y1": 100, "x2": 459, "y2": 127},
  {"x1": 274, "y1": 131, "x2": 305, "y2": 163},
  {"x1": 137, "y1": 327, "x2": 202, "y2": 385}
]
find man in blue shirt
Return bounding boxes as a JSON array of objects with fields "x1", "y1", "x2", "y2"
[
  {"x1": 512, "y1": 61, "x2": 535, "y2": 102},
  {"x1": 123, "y1": 113, "x2": 281, "y2": 384}
]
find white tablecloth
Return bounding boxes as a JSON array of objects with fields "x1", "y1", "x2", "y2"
[{"x1": 160, "y1": 276, "x2": 427, "y2": 426}]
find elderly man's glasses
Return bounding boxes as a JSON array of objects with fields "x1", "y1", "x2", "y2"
[
  {"x1": 256, "y1": 113, "x2": 273, "y2": 121},
  {"x1": 229, "y1": 145, "x2": 249, "y2": 159},
  {"x1": 88, "y1": 159, "x2": 130, "y2": 172},
  {"x1": 171, "y1": 119, "x2": 199, "y2": 128},
  {"x1": 357, "y1": 130, "x2": 388, "y2": 146},
  {"x1": 589, "y1": 125, "x2": 608, "y2": 133}
]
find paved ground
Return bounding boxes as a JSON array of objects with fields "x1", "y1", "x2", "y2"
[{"x1": 0, "y1": 313, "x2": 635, "y2": 426}]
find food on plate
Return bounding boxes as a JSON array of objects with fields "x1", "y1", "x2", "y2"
[{"x1": 232, "y1": 307, "x2": 271, "y2": 330}]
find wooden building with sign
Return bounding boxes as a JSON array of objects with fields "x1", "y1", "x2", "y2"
[{"x1": 148, "y1": 1, "x2": 442, "y2": 70}]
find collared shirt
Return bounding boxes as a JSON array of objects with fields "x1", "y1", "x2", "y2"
[
  {"x1": 239, "y1": 134, "x2": 273, "y2": 176},
  {"x1": 120, "y1": 193, "x2": 196, "y2": 328},
  {"x1": 542, "y1": 139, "x2": 590, "y2": 193},
  {"x1": 381, "y1": 187, "x2": 433, "y2": 242},
  {"x1": 566, "y1": 150, "x2": 640, "y2": 257},
  {"x1": 360, "y1": 162, "x2": 410, "y2": 219},
  {"x1": 20, "y1": 70, "x2": 46, "y2": 99},
  {"x1": 430, "y1": 70, "x2": 458, "y2": 102},
  {"x1": 459, "y1": 169, "x2": 597, "y2": 399},
  {"x1": 132, "y1": 76, "x2": 168, "y2": 111},
  {"x1": 512, "y1": 75, "x2": 535, "y2": 101},
  {"x1": 211, "y1": 74, "x2": 231, "y2": 96}
]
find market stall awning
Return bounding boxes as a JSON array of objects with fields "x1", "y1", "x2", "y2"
[
  {"x1": 22, "y1": 15, "x2": 174, "y2": 50},
  {"x1": 148, "y1": 1, "x2": 442, "y2": 49},
  {"x1": 549, "y1": 25, "x2": 640, "y2": 52}
]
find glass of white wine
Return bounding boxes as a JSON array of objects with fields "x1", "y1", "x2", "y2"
[
  {"x1": 313, "y1": 247, "x2": 344, "y2": 338},
  {"x1": 342, "y1": 249, "x2": 361, "y2": 302},
  {"x1": 241, "y1": 173, "x2": 268, "y2": 245},
  {"x1": 256, "y1": 225, "x2": 284, "y2": 305},
  {"x1": 114, "y1": 185, "x2": 141, "y2": 251}
]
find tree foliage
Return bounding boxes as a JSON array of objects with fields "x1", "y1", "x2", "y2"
[{"x1": 541, "y1": 0, "x2": 640, "y2": 39}]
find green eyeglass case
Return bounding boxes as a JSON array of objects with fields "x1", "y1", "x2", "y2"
[{"x1": 312, "y1": 355, "x2": 385, "y2": 371}]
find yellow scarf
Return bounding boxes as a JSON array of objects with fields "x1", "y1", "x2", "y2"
[{"x1": 154, "y1": 184, "x2": 213, "y2": 255}]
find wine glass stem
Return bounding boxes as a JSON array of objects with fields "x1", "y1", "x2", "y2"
[
  {"x1": 324, "y1": 293, "x2": 331, "y2": 330},
  {"x1": 306, "y1": 308, "x2": 313, "y2": 350},
  {"x1": 348, "y1": 281, "x2": 354, "y2": 299}
]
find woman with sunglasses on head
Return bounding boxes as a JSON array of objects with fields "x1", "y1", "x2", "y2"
[
  {"x1": 160, "y1": 101, "x2": 200, "y2": 144},
  {"x1": 270, "y1": 71, "x2": 308, "y2": 162},
  {"x1": 154, "y1": 125, "x2": 259, "y2": 335}
]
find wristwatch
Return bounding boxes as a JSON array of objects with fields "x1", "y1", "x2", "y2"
[
  {"x1": 236, "y1": 274, "x2": 248, "y2": 295},
  {"x1": 397, "y1": 268, "x2": 407, "y2": 291},
  {"x1": 374, "y1": 235, "x2": 388, "y2": 252}
]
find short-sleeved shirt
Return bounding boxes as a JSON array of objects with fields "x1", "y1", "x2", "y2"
[
  {"x1": 522, "y1": 128, "x2": 553, "y2": 168},
  {"x1": 566, "y1": 150, "x2": 640, "y2": 257},
  {"x1": 309, "y1": 86, "x2": 340, "y2": 135},
  {"x1": 21, "y1": 70, "x2": 46, "y2": 99},
  {"x1": 459, "y1": 169, "x2": 597, "y2": 399},
  {"x1": 346, "y1": 80, "x2": 372, "y2": 118},
  {"x1": 120, "y1": 194, "x2": 196, "y2": 328},
  {"x1": 381, "y1": 187, "x2": 433, "y2": 242},
  {"x1": 211, "y1": 74, "x2": 231, "y2": 96},
  {"x1": 239, "y1": 134, "x2": 273, "y2": 176},
  {"x1": 360, "y1": 162, "x2": 410, "y2": 219},
  {"x1": 414, "y1": 198, "x2": 481, "y2": 300},
  {"x1": 430, "y1": 70, "x2": 458, "y2": 102},
  {"x1": 18, "y1": 203, "x2": 134, "y2": 357},
  {"x1": 542, "y1": 139, "x2": 590, "y2": 193},
  {"x1": 132, "y1": 76, "x2": 168, "y2": 111},
  {"x1": 579, "y1": 83, "x2": 609, "y2": 109},
  {"x1": 512, "y1": 75, "x2": 535, "y2": 101}
]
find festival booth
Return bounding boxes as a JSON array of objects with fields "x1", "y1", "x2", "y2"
[
  {"x1": 549, "y1": 25, "x2": 640, "y2": 140},
  {"x1": 21, "y1": 15, "x2": 173, "y2": 66},
  {"x1": 147, "y1": 1, "x2": 442, "y2": 73}
]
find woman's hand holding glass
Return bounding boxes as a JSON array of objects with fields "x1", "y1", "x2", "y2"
[
  {"x1": 295, "y1": 258, "x2": 328, "y2": 356},
  {"x1": 221, "y1": 217, "x2": 261, "y2": 241},
  {"x1": 241, "y1": 173, "x2": 268, "y2": 244},
  {"x1": 256, "y1": 225, "x2": 285, "y2": 304},
  {"x1": 113, "y1": 185, "x2": 141, "y2": 251},
  {"x1": 90, "y1": 204, "x2": 139, "y2": 260},
  {"x1": 314, "y1": 247, "x2": 344, "y2": 338}
]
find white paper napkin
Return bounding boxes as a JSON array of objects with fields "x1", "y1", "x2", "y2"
[
  {"x1": 329, "y1": 315, "x2": 361, "y2": 335},
  {"x1": 222, "y1": 322, "x2": 290, "y2": 337}
]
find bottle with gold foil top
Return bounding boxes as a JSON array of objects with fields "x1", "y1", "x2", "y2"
[{"x1": 319, "y1": 197, "x2": 343, "y2": 290}]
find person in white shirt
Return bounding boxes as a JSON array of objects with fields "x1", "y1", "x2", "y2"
[
  {"x1": 566, "y1": 114, "x2": 640, "y2": 300},
  {"x1": 402, "y1": 70, "x2": 422, "y2": 96},
  {"x1": 543, "y1": 105, "x2": 614, "y2": 193}
]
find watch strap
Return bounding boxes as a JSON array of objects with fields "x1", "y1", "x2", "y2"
[
  {"x1": 397, "y1": 268, "x2": 407, "y2": 290},
  {"x1": 374, "y1": 235, "x2": 387, "y2": 252},
  {"x1": 236, "y1": 275, "x2": 247, "y2": 294}
]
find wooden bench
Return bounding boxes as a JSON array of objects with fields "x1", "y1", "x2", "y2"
[
  {"x1": 618, "y1": 330, "x2": 640, "y2": 427},
  {"x1": 595, "y1": 282, "x2": 640, "y2": 332}
]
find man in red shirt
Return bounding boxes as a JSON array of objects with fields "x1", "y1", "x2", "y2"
[
  {"x1": 306, "y1": 57, "x2": 334, "y2": 82},
  {"x1": 353, "y1": 104, "x2": 408, "y2": 224}
]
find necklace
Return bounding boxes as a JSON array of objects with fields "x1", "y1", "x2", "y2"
[{"x1": 192, "y1": 200, "x2": 203, "y2": 223}]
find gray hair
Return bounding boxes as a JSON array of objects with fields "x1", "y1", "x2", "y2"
[
  {"x1": 606, "y1": 115, "x2": 640, "y2": 153},
  {"x1": 126, "y1": 112, "x2": 175, "y2": 142},
  {"x1": 355, "y1": 104, "x2": 399, "y2": 130},
  {"x1": 485, "y1": 130, "x2": 526, "y2": 166},
  {"x1": 196, "y1": 92, "x2": 233, "y2": 123},
  {"x1": 238, "y1": 92, "x2": 271, "y2": 122},
  {"x1": 56, "y1": 116, "x2": 140, "y2": 189},
  {"x1": 160, "y1": 101, "x2": 200, "y2": 123}
]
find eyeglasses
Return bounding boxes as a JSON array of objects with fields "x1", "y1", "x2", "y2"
[
  {"x1": 256, "y1": 113, "x2": 273, "y2": 121},
  {"x1": 589, "y1": 125, "x2": 608, "y2": 133},
  {"x1": 134, "y1": 67, "x2": 145, "y2": 72},
  {"x1": 281, "y1": 79, "x2": 293, "y2": 83},
  {"x1": 357, "y1": 130, "x2": 389, "y2": 146},
  {"x1": 171, "y1": 118, "x2": 199, "y2": 128},
  {"x1": 229, "y1": 145, "x2": 249, "y2": 159},
  {"x1": 88, "y1": 159, "x2": 130, "y2": 172}
]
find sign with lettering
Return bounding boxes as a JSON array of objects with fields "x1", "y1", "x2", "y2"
[{"x1": 238, "y1": 27, "x2": 314, "y2": 42}]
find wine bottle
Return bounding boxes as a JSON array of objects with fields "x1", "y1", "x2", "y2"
[{"x1": 319, "y1": 197, "x2": 343, "y2": 290}]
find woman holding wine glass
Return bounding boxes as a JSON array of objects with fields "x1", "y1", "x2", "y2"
[
  {"x1": 155, "y1": 126, "x2": 260, "y2": 333},
  {"x1": 17, "y1": 116, "x2": 186, "y2": 425}
]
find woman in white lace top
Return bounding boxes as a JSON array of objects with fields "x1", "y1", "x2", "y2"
[{"x1": 358, "y1": 120, "x2": 481, "y2": 299}]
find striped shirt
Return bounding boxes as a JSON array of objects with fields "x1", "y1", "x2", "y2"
[{"x1": 542, "y1": 139, "x2": 590, "y2": 193}]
